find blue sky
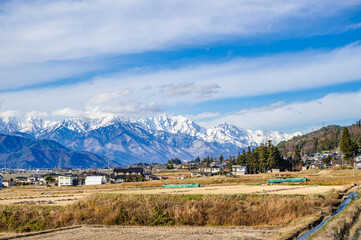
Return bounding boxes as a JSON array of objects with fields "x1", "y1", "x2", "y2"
[{"x1": 0, "y1": 0, "x2": 361, "y2": 133}]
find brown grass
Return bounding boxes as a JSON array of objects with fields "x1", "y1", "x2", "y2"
[
  {"x1": 0, "y1": 193, "x2": 338, "y2": 233},
  {"x1": 310, "y1": 186, "x2": 361, "y2": 240}
]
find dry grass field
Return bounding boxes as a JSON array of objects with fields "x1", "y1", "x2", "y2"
[
  {"x1": 1, "y1": 168, "x2": 361, "y2": 239},
  {"x1": 7, "y1": 225, "x2": 285, "y2": 240}
]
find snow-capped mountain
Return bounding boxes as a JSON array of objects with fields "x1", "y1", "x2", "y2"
[
  {"x1": 0, "y1": 115, "x2": 300, "y2": 165},
  {"x1": 139, "y1": 115, "x2": 300, "y2": 148}
]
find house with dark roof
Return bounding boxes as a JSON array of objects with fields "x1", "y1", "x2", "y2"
[{"x1": 110, "y1": 167, "x2": 144, "y2": 183}]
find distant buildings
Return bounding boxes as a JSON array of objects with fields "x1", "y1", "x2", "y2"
[
  {"x1": 2, "y1": 178, "x2": 14, "y2": 188},
  {"x1": 232, "y1": 165, "x2": 247, "y2": 176},
  {"x1": 110, "y1": 167, "x2": 144, "y2": 182},
  {"x1": 198, "y1": 166, "x2": 220, "y2": 176},
  {"x1": 85, "y1": 176, "x2": 106, "y2": 185},
  {"x1": 58, "y1": 176, "x2": 82, "y2": 186}
]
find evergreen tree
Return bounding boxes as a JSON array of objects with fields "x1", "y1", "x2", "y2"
[
  {"x1": 313, "y1": 137, "x2": 318, "y2": 154},
  {"x1": 206, "y1": 156, "x2": 211, "y2": 167},
  {"x1": 267, "y1": 145, "x2": 277, "y2": 169},
  {"x1": 340, "y1": 127, "x2": 356, "y2": 165},
  {"x1": 236, "y1": 152, "x2": 242, "y2": 165},
  {"x1": 245, "y1": 147, "x2": 253, "y2": 173},
  {"x1": 219, "y1": 154, "x2": 224, "y2": 164},
  {"x1": 292, "y1": 145, "x2": 302, "y2": 171},
  {"x1": 228, "y1": 156, "x2": 235, "y2": 172},
  {"x1": 258, "y1": 144, "x2": 267, "y2": 173},
  {"x1": 240, "y1": 150, "x2": 246, "y2": 164}
]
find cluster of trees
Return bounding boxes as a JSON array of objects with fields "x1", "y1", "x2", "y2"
[
  {"x1": 190, "y1": 141, "x2": 301, "y2": 173},
  {"x1": 227, "y1": 141, "x2": 298, "y2": 173},
  {"x1": 340, "y1": 127, "x2": 359, "y2": 165},
  {"x1": 166, "y1": 158, "x2": 182, "y2": 169}
]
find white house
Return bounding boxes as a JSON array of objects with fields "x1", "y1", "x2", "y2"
[
  {"x1": 232, "y1": 165, "x2": 247, "y2": 176},
  {"x1": 58, "y1": 176, "x2": 74, "y2": 186},
  {"x1": 85, "y1": 176, "x2": 106, "y2": 185}
]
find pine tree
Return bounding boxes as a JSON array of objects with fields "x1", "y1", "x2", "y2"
[
  {"x1": 228, "y1": 156, "x2": 235, "y2": 172},
  {"x1": 267, "y1": 145, "x2": 277, "y2": 169},
  {"x1": 236, "y1": 152, "x2": 242, "y2": 165},
  {"x1": 240, "y1": 150, "x2": 246, "y2": 164},
  {"x1": 313, "y1": 137, "x2": 318, "y2": 154},
  {"x1": 340, "y1": 127, "x2": 356, "y2": 165},
  {"x1": 292, "y1": 145, "x2": 302, "y2": 171},
  {"x1": 219, "y1": 154, "x2": 224, "y2": 164},
  {"x1": 258, "y1": 144, "x2": 267, "y2": 173},
  {"x1": 246, "y1": 147, "x2": 252, "y2": 173}
]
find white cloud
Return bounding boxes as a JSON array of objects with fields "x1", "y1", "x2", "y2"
[
  {"x1": 26, "y1": 111, "x2": 49, "y2": 119},
  {"x1": 188, "y1": 112, "x2": 221, "y2": 120},
  {"x1": 207, "y1": 91, "x2": 361, "y2": 131},
  {"x1": 91, "y1": 102, "x2": 163, "y2": 116},
  {"x1": 88, "y1": 89, "x2": 131, "y2": 104},
  {"x1": 0, "y1": 110, "x2": 21, "y2": 119},
  {"x1": 238, "y1": 102, "x2": 285, "y2": 114},
  {"x1": 0, "y1": 0, "x2": 359, "y2": 89},
  {"x1": 52, "y1": 108, "x2": 85, "y2": 117},
  {"x1": 347, "y1": 22, "x2": 361, "y2": 30},
  {"x1": 160, "y1": 82, "x2": 220, "y2": 98},
  {"x1": 0, "y1": 43, "x2": 361, "y2": 131}
]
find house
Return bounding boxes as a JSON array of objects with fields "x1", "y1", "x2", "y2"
[
  {"x1": 27, "y1": 174, "x2": 43, "y2": 183},
  {"x1": 15, "y1": 176, "x2": 29, "y2": 184},
  {"x1": 143, "y1": 172, "x2": 153, "y2": 181},
  {"x1": 198, "y1": 166, "x2": 220, "y2": 176},
  {"x1": 111, "y1": 167, "x2": 144, "y2": 182},
  {"x1": 2, "y1": 178, "x2": 14, "y2": 188},
  {"x1": 58, "y1": 175, "x2": 81, "y2": 186},
  {"x1": 232, "y1": 165, "x2": 247, "y2": 176},
  {"x1": 355, "y1": 154, "x2": 361, "y2": 169},
  {"x1": 85, "y1": 176, "x2": 105, "y2": 185},
  {"x1": 302, "y1": 166, "x2": 309, "y2": 171}
]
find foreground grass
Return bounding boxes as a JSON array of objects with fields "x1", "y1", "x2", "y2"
[
  {"x1": 0, "y1": 193, "x2": 339, "y2": 233},
  {"x1": 309, "y1": 186, "x2": 361, "y2": 240}
]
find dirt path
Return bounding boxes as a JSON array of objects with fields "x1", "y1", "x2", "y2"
[
  {"x1": 9, "y1": 225, "x2": 283, "y2": 240},
  {"x1": 0, "y1": 194, "x2": 87, "y2": 206}
]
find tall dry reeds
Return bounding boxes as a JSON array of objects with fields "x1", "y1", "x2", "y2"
[{"x1": 0, "y1": 193, "x2": 337, "y2": 233}]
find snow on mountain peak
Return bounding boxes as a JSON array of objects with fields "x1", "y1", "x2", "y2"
[
  {"x1": 138, "y1": 114, "x2": 206, "y2": 136},
  {"x1": 0, "y1": 115, "x2": 299, "y2": 152}
]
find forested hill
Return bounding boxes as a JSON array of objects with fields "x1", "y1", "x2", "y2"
[{"x1": 277, "y1": 123, "x2": 361, "y2": 157}]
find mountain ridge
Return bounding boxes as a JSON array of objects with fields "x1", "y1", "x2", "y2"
[
  {"x1": 0, "y1": 115, "x2": 301, "y2": 165},
  {"x1": 0, "y1": 134, "x2": 109, "y2": 168}
]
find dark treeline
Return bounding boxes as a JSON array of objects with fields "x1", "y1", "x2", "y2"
[
  {"x1": 278, "y1": 122, "x2": 361, "y2": 157},
  {"x1": 193, "y1": 141, "x2": 298, "y2": 173}
]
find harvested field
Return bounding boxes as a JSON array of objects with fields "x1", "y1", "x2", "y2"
[
  {"x1": 4, "y1": 225, "x2": 284, "y2": 240},
  {"x1": 0, "y1": 194, "x2": 86, "y2": 206},
  {"x1": 0, "y1": 184, "x2": 344, "y2": 206},
  {"x1": 118, "y1": 184, "x2": 345, "y2": 195},
  {"x1": 0, "y1": 182, "x2": 347, "y2": 207}
]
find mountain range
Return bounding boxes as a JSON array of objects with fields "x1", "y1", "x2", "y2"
[
  {"x1": 0, "y1": 134, "x2": 108, "y2": 169},
  {"x1": 0, "y1": 115, "x2": 301, "y2": 166}
]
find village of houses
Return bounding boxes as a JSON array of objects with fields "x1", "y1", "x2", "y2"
[{"x1": 0, "y1": 150, "x2": 360, "y2": 188}]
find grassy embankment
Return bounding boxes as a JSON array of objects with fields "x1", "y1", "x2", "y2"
[
  {"x1": 305, "y1": 186, "x2": 361, "y2": 240},
  {"x1": 0, "y1": 193, "x2": 339, "y2": 233}
]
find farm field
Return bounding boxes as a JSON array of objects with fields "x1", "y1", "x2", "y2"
[
  {"x1": 1, "y1": 169, "x2": 361, "y2": 239},
  {"x1": 3, "y1": 225, "x2": 285, "y2": 240}
]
